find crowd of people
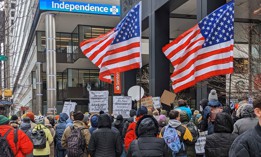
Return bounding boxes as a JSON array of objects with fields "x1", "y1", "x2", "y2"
[{"x1": 0, "y1": 89, "x2": 261, "y2": 157}]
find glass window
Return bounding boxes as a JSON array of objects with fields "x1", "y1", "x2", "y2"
[
  {"x1": 234, "y1": 58, "x2": 248, "y2": 74},
  {"x1": 56, "y1": 33, "x2": 72, "y2": 54},
  {"x1": 11, "y1": 3, "x2": 15, "y2": 9},
  {"x1": 36, "y1": 32, "x2": 46, "y2": 52},
  {"x1": 11, "y1": 11, "x2": 15, "y2": 17},
  {"x1": 68, "y1": 69, "x2": 79, "y2": 87}
]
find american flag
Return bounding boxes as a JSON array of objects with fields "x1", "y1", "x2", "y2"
[
  {"x1": 80, "y1": 2, "x2": 142, "y2": 83},
  {"x1": 162, "y1": 1, "x2": 234, "y2": 93}
]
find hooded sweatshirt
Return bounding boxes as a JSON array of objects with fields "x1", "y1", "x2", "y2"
[{"x1": 55, "y1": 113, "x2": 69, "y2": 150}]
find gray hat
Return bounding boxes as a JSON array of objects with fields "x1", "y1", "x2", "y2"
[{"x1": 208, "y1": 89, "x2": 218, "y2": 101}]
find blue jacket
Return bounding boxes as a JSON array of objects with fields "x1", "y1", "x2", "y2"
[
  {"x1": 176, "y1": 106, "x2": 192, "y2": 120},
  {"x1": 66, "y1": 118, "x2": 73, "y2": 128},
  {"x1": 55, "y1": 113, "x2": 69, "y2": 150}
]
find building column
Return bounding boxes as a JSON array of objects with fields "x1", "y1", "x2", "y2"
[
  {"x1": 45, "y1": 14, "x2": 57, "y2": 113},
  {"x1": 196, "y1": 0, "x2": 226, "y2": 108},
  {"x1": 35, "y1": 62, "x2": 43, "y2": 114},
  {"x1": 149, "y1": 2, "x2": 170, "y2": 97}
]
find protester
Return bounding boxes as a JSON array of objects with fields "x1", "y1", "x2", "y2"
[
  {"x1": 126, "y1": 115, "x2": 171, "y2": 157},
  {"x1": 83, "y1": 114, "x2": 90, "y2": 128},
  {"x1": 124, "y1": 106, "x2": 148, "y2": 151},
  {"x1": 158, "y1": 114, "x2": 167, "y2": 132},
  {"x1": 229, "y1": 98, "x2": 261, "y2": 157},
  {"x1": 25, "y1": 111, "x2": 37, "y2": 129},
  {"x1": 160, "y1": 109, "x2": 168, "y2": 117},
  {"x1": 180, "y1": 111, "x2": 198, "y2": 157},
  {"x1": 113, "y1": 114, "x2": 124, "y2": 138},
  {"x1": 89, "y1": 114, "x2": 99, "y2": 135},
  {"x1": 175, "y1": 99, "x2": 192, "y2": 120},
  {"x1": 62, "y1": 111, "x2": 90, "y2": 157},
  {"x1": 233, "y1": 104, "x2": 258, "y2": 135},
  {"x1": 205, "y1": 112, "x2": 237, "y2": 157},
  {"x1": 31, "y1": 115, "x2": 53, "y2": 157},
  {"x1": 20, "y1": 117, "x2": 32, "y2": 136},
  {"x1": 0, "y1": 115, "x2": 33, "y2": 156},
  {"x1": 152, "y1": 109, "x2": 160, "y2": 121},
  {"x1": 66, "y1": 111, "x2": 74, "y2": 127},
  {"x1": 161, "y1": 110, "x2": 193, "y2": 157},
  {"x1": 89, "y1": 114, "x2": 122, "y2": 157},
  {"x1": 9, "y1": 115, "x2": 20, "y2": 129},
  {"x1": 45, "y1": 117, "x2": 55, "y2": 157},
  {"x1": 55, "y1": 113, "x2": 69, "y2": 157},
  {"x1": 122, "y1": 109, "x2": 136, "y2": 138}
]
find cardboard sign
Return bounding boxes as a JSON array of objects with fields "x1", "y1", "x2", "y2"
[
  {"x1": 160, "y1": 90, "x2": 176, "y2": 106},
  {"x1": 152, "y1": 97, "x2": 161, "y2": 108},
  {"x1": 89, "y1": 91, "x2": 109, "y2": 113},
  {"x1": 113, "y1": 96, "x2": 132, "y2": 118},
  {"x1": 62, "y1": 101, "x2": 77, "y2": 117},
  {"x1": 137, "y1": 96, "x2": 154, "y2": 108}
]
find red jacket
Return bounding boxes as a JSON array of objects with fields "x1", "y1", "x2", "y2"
[
  {"x1": 0, "y1": 125, "x2": 33, "y2": 157},
  {"x1": 124, "y1": 116, "x2": 143, "y2": 151}
]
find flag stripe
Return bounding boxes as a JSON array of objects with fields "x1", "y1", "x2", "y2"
[
  {"x1": 173, "y1": 67, "x2": 233, "y2": 93},
  {"x1": 162, "y1": 25, "x2": 199, "y2": 55},
  {"x1": 102, "y1": 52, "x2": 140, "y2": 67},
  {"x1": 172, "y1": 56, "x2": 233, "y2": 83},
  {"x1": 172, "y1": 44, "x2": 234, "y2": 77}
]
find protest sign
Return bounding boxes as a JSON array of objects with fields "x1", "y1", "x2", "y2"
[
  {"x1": 113, "y1": 96, "x2": 132, "y2": 118},
  {"x1": 137, "y1": 96, "x2": 154, "y2": 108},
  {"x1": 152, "y1": 97, "x2": 161, "y2": 108},
  {"x1": 62, "y1": 101, "x2": 77, "y2": 117},
  {"x1": 160, "y1": 90, "x2": 176, "y2": 106},
  {"x1": 89, "y1": 91, "x2": 109, "y2": 113}
]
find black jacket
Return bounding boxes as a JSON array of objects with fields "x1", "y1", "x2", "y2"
[
  {"x1": 88, "y1": 114, "x2": 122, "y2": 157},
  {"x1": 229, "y1": 123, "x2": 261, "y2": 157},
  {"x1": 127, "y1": 115, "x2": 171, "y2": 157},
  {"x1": 205, "y1": 112, "x2": 237, "y2": 157}
]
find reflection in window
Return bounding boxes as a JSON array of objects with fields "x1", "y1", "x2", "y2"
[{"x1": 234, "y1": 58, "x2": 248, "y2": 74}]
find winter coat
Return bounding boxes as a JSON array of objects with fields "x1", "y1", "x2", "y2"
[
  {"x1": 205, "y1": 112, "x2": 237, "y2": 157},
  {"x1": 233, "y1": 105, "x2": 258, "y2": 135},
  {"x1": 62, "y1": 120, "x2": 91, "y2": 157},
  {"x1": 175, "y1": 106, "x2": 192, "y2": 120},
  {"x1": 32, "y1": 124, "x2": 54, "y2": 156},
  {"x1": 89, "y1": 114, "x2": 99, "y2": 135},
  {"x1": 20, "y1": 122, "x2": 31, "y2": 135},
  {"x1": 55, "y1": 113, "x2": 69, "y2": 151},
  {"x1": 229, "y1": 123, "x2": 261, "y2": 157},
  {"x1": 88, "y1": 114, "x2": 122, "y2": 157},
  {"x1": 127, "y1": 115, "x2": 171, "y2": 157},
  {"x1": 0, "y1": 125, "x2": 33, "y2": 157},
  {"x1": 124, "y1": 116, "x2": 143, "y2": 151},
  {"x1": 161, "y1": 119, "x2": 193, "y2": 156}
]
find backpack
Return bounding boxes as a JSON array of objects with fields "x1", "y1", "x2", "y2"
[
  {"x1": 185, "y1": 122, "x2": 199, "y2": 144},
  {"x1": 67, "y1": 126, "x2": 86, "y2": 157},
  {"x1": 0, "y1": 128, "x2": 18, "y2": 157},
  {"x1": 209, "y1": 107, "x2": 223, "y2": 122},
  {"x1": 163, "y1": 125, "x2": 184, "y2": 156},
  {"x1": 31, "y1": 125, "x2": 47, "y2": 149}
]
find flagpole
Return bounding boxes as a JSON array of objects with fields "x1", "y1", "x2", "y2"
[
  {"x1": 228, "y1": 74, "x2": 232, "y2": 107},
  {"x1": 139, "y1": 68, "x2": 142, "y2": 109}
]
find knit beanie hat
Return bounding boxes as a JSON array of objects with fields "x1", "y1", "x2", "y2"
[
  {"x1": 34, "y1": 115, "x2": 45, "y2": 124},
  {"x1": 11, "y1": 115, "x2": 18, "y2": 121},
  {"x1": 136, "y1": 106, "x2": 148, "y2": 117},
  {"x1": 74, "y1": 111, "x2": 84, "y2": 121},
  {"x1": 26, "y1": 112, "x2": 35, "y2": 122},
  {"x1": 208, "y1": 89, "x2": 218, "y2": 101},
  {"x1": 129, "y1": 109, "x2": 136, "y2": 117},
  {"x1": 0, "y1": 115, "x2": 10, "y2": 125}
]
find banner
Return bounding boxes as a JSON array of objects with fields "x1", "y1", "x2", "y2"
[
  {"x1": 152, "y1": 97, "x2": 161, "y2": 108},
  {"x1": 62, "y1": 101, "x2": 77, "y2": 117},
  {"x1": 89, "y1": 91, "x2": 109, "y2": 113},
  {"x1": 114, "y1": 72, "x2": 122, "y2": 94},
  {"x1": 113, "y1": 96, "x2": 132, "y2": 118}
]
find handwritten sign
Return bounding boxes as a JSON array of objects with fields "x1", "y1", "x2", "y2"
[
  {"x1": 113, "y1": 96, "x2": 132, "y2": 118},
  {"x1": 152, "y1": 97, "x2": 161, "y2": 108},
  {"x1": 89, "y1": 91, "x2": 109, "y2": 113},
  {"x1": 62, "y1": 101, "x2": 77, "y2": 117},
  {"x1": 137, "y1": 96, "x2": 154, "y2": 108}
]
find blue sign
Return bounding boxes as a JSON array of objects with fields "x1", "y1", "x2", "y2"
[{"x1": 39, "y1": 0, "x2": 120, "y2": 16}]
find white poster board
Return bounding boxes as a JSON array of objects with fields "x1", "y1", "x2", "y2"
[
  {"x1": 152, "y1": 97, "x2": 161, "y2": 108},
  {"x1": 62, "y1": 101, "x2": 77, "y2": 117},
  {"x1": 89, "y1": 91, "x2": 109, "y2": 113},
  {"x1": 113, "y1": 96, "x2": 132, "y2": 118}
]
